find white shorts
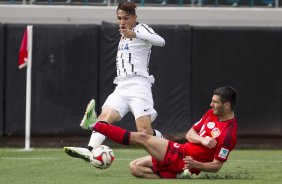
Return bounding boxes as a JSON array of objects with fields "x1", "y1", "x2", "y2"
[{"x1": 103, "y1": 76, "x2": 157, "y2": 122}]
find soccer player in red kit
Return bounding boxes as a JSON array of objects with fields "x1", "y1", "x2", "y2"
[{"x1": 81, "y1": 86, "x2": 238, "y2": 179}]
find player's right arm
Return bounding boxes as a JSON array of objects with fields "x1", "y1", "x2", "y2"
[
  {"x1": 183, "y1": 156, "x2": 224, "y2": 173},
  {"x1": 186, "y1": 128, "x2": 217, "y2": 149}
]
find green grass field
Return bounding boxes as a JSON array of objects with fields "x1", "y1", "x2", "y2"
[{"x1": 1, "y1": 148, "x2": 282, "y2": 184}]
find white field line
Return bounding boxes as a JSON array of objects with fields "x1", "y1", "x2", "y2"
[
  {"x1": 1, "y1": 157, "x2": 282, "y2": 163},
  {"x1": 0, "y1": 157, "x2": 61, "y2": 160},
  {"x1": 229, "y1": 160, "x2": 282, "y2": 163},
  {"x1": 0, "y1": 157, "x2": 134, "y2": 160}
]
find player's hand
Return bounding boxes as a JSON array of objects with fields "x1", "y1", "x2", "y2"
[
  {"x1": 119, "y1": 27, "x2": 136, "y2": 38},
  {"x1": 201, "y1": 136, "x2": 217, "y2": 149},
  {"x1": 183, "y1": 156, "x2": 195, "y2": 170}
]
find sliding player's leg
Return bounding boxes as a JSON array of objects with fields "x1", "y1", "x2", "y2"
[
  {"x1": 129, "y1": 154, "x2": 188, "y2": 179},
  {"x1": 92, "y1": 122, "x2": 187, "y2": 179},
  {"x1": 129, "y1": 156, "x2": 160, "y2": 179},
  {"x1": 92, "y1": 121, "x2": 168, "y2": 161}
]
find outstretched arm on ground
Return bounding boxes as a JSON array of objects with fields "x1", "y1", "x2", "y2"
[{"x1": 183, "y1": 156, "x2": 224, "y2": 173}]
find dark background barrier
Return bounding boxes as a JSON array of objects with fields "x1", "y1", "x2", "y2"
[
  {"x1": 1, "y1": 23, "x2": 282, "y2": 139},
  {"x1": 191, "y1": 26, "x2": 282, "y2": 135},
  {"x1": 4, "y1": 24, "x2": 27, "y2": 136},
  {"x1": 150, "y1": 25, "x2": 192, "y2": 137},
  {"x1": 5, "y1": 24, "x2": 100, "y2": 135},
  {"x1": 31, "y1": 24, "x2": 100, "y2": 135},
  {"x1": 0, "y1": 24, "x2": 4, "y2": 136}
]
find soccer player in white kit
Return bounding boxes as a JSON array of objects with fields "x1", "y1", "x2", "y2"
[{"x1": 64, "y1": 0, "x2": 165, "y2": 161}]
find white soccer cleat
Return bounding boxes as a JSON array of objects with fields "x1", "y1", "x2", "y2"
[{"x1": 64, "y1": 147, "x2": 91, "y2": 162}]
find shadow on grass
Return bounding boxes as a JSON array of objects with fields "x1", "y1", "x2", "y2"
[{"x1": 198, "y1": 170, "x2": 254, "y2": 179}]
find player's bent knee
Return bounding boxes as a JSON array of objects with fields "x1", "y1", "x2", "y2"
[
  {"x1": 129, "y1": 161, "x2": 141, "y2": 177},
  {"x1": 129, "y1": 160, "x2": 137, "y2": 168}
]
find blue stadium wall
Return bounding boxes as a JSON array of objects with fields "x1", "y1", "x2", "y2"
[{"x1": 0, "y1": 23, "x2": 282, "y2": 138}]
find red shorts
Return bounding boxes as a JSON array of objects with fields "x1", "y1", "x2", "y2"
[
  {"x1": 152, "y1": 141, "x2": 201, "y2": 178},
  {"x1": 152, "y1": 141, "x2": 185, "y2": 174}
]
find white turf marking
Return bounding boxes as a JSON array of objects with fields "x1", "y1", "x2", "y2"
[
  {"x1": 1, "y1": 157, "x2": 282, "y2": 163},
  {"x1": 0, "y1": 157, "x2": 133, "y2": 161},
  {"x1": 230, "y1": 160, "x2": 282, "y2": 163},
  {"x1": 0, "y1": 157, "x2": 60, "y2": 160}
]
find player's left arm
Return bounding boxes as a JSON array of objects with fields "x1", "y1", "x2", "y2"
[
  {"x1": 120, "y1": 26, "x2": 165, "y2": 47},
  {"x1": 183, "y1": 156, "x2": 224, "y2": 173},
  {"x1": 135, "y1": 24, "x2": 165, "y2": 47}
]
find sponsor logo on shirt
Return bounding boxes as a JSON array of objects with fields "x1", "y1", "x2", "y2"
[
  {"x1": 219, "y1": 148, "x2": 229, "y2": 159},
  {"x1": 207, "y1": 122, "x2": 215, "y2": 129},
  {"x1": 211, "y1": 128, "x2": 221, "y2": 138},
  {"x1": 123, "y1": 43, "x2": 129, "y2": 50},
  {"x1": 173, "y1": 143, "x2": 180, "y2": 148},
  {"x1": 119, "y1": 43, "x2": 129, "y2": 51}
]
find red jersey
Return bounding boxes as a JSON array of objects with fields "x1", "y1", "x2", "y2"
[
  {"x1": 151, "y1": 109, "x2": 237, "y2": 178},
  {"x1": 184, "y1": 109, "x2": 237, "y2": 163}
]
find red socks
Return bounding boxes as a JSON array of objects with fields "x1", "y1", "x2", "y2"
[{"x1": 93, "y1": 121, "x2": 131, "y2": 145}]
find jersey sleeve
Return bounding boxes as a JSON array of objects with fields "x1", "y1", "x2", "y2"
[
  {"x1": 214, "y1": 122, "x2": 237, "y2": 162},
  {"x1": 135, "y1": 24, "x2": 165, "y2": 47},
  {"x1": 214, "y1": 142, "x2": 235, "y2": 162}
]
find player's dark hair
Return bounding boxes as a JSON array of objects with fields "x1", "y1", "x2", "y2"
[
  {"x1": 117, "y1": 0, "x2": 137, "y2": 16},
  {"x1": 213, "y1": 86, "x2": 237, "y2": 110}
]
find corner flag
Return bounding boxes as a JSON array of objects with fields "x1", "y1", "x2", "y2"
[
  {"x1": 18, "y1": 28, "x2": 28, "y2": 69},
  {"x1": 18, "y1": 25, "x2": 33, "y2": 150}
]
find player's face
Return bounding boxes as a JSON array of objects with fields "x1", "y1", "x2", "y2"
[
  {"x1": 116, "y1": 10, "x2": 137, "y2": 30},
  {"x1": 210, "y1": 95, "x2": 225, "y2": 116}
]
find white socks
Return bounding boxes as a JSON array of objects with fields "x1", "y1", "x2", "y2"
[
  {"x1": 154, "y1": 129, "x2": 163, "y2": 138},
  {"x1": 88, "y1": 131, "x2": 107, "y2": 148}
]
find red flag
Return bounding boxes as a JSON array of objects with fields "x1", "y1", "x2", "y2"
[{"x1": 18, "y1": 28, "x2": 28, "y2": 69}]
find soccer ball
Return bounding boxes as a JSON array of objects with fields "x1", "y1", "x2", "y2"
[{"x1": 90, "y1": 145, "x2": 115, "y2": 169}]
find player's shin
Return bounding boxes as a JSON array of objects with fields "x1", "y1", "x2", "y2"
[{"x1": 93, "y1": 122, "x2": 131, "y2": 145}]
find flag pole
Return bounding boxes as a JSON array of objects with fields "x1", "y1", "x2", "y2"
[{"x1": 25, "y1": 25, "x2": 33, "y2": 150}]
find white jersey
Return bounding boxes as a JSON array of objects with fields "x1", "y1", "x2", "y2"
[{"x1": 115, "y1": 23, "x2": 165, "y2": 82}]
